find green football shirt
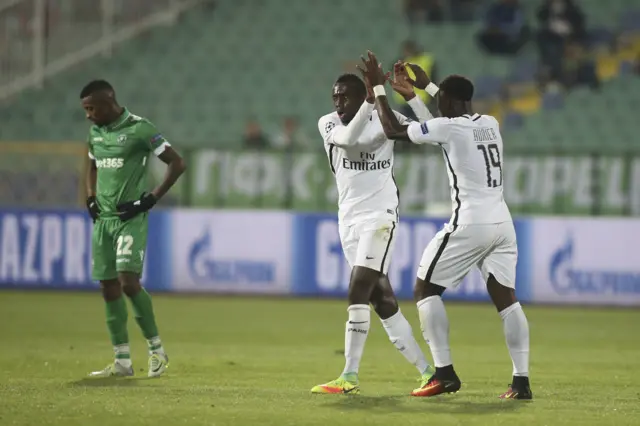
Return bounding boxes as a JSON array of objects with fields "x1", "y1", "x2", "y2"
[{"x1": 87, "y1": 108, "x2": 169, "y2": 218}]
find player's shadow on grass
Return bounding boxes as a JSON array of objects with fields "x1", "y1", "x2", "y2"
[
  {"x1": 322, "y1": 395, "x2": 526, "y2": 415},
  {"x1": 421, "y1": 398, "x2": 527, "y2": 415},
  {"x1": 68, "y1": 377, "x2": 153, "y2": 388},
  {"x1": 320, "y1": 395, "x2": 406, "y2": 411}
]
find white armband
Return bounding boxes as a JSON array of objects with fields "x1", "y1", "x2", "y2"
[
  {"x1": 373, "y1": 85, "x2": 386, "y2": 98},
  {"x1": 426, "y1": 82, "x2": 439, "y2": 97}
]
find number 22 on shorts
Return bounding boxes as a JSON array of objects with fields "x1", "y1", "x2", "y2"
[{"x1": 116, "y1": 235, "x2": 133, "y2": 256}]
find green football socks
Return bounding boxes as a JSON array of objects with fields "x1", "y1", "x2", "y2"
[
  {"x1": 128, "y1": 288, "x2": 163, "y2": 352},
  {"x1": 105, "y1": 296, "x2": 130, "y2": 360}
]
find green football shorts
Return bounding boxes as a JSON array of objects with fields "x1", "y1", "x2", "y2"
[{"x1": 91, "y1": 214, "x2": 148, "y2": 281}]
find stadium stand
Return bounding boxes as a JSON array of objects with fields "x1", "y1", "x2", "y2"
[{"x1": 0, "y1": 0, "x2": 639, "y2": 149}]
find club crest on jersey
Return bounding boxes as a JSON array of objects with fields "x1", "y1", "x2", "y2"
[
  {"x1": 117, "y1": 134, "x2": 127, "y2": 144},
  {"x1": 325, "y1": 122, "x2": 336, "y2": 134}
]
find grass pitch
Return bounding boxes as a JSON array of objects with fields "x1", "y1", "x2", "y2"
[{"x1": 0, "y1": 291, "x2": 639, "y2": 426}]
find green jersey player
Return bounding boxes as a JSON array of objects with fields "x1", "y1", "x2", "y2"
[{"x1": 81, "y1": 80, "x2": 186, "y2": 378}]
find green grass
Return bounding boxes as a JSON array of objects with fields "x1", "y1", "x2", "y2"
[{"x1": 0, "y1": 291, "x2": 639, "y2": 426}]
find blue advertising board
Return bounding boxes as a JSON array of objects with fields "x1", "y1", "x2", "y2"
[
  {"x1": 0, "y1": 209, "x2": 171, "y2": 290},
  {"x1": 167, "y1": 209, "x2": 292, "y2": 294},
  {"x1": 290, "y1": 213, "x2": 532, "y2": 302}
]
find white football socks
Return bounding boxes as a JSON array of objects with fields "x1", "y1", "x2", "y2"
[
  {"x1": 381, "y1": 309, "x2": 430, "y2": 374},
  {"x1": 114, "y1": 344, "x2": 132, "y2": 368},
  {"x1": 342, "y1": 304, "x2": 370, "y2": 376},
  {"x1": 147, "y1": 336, "x2": 165, "y2": 355},
  {"x1": 417, "y1": 295, "x2": 452, "y2": 367},
  {"x1": 500, "y1": 302, "x2": 530, "y2": 377}
]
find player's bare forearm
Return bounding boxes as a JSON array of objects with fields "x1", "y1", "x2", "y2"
[
  {"x1": 374, "y1": 95, "x2": 411, "y2": 141},
  {"x1": 86, "y1": 158, "x2": 97, "y2": 197},
  {"x1": 152, "y1": 147, "x2": 187, "y2": 200}
]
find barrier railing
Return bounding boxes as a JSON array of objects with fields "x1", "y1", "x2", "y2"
[
  {"x1": 0, "y1": 0, "x2": 202, "y2": 101},
  {"x1": 1, "y1": 142, "x2": 639, "y2": 216}
]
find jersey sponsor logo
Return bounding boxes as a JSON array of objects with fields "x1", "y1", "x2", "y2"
[
  {"x1": 420, "y1": 122, "x2": 429, "y2": 134},
  {"x1": 117, "y1": 134, "x2": 127, "y2": 144},
  {"x1": 95, "y1": 158, "x2": 124, "y2": 169},
  {"x1": 341, "y1": 152, "x2": 391, "y2": 171},
  {"x1": 549, "y1": 235, "x2": 640, "y2": 295}
]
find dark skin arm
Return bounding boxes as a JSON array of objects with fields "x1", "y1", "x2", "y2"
[
  {"x1": 375, "y1": 95, "x2": 411, "y2": 141},
  {"x1": 151, "y1": 146, "x2": 187, "y2": 200},
  {"x1": 85, "y1": 151, "x2": 97, "y2": 197},
  {"x1": 358, "y1": 51, "x2": 412, "y2": 141}
]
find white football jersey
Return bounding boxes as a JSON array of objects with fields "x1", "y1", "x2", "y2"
[
  {"x1": 407, "y1": 113, "x2": 512, "y2": 225},
  {"x1": 318, "y1": 102, "x2": 417, "y2": 226}
]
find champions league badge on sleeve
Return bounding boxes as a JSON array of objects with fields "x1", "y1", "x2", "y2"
[{"x1": 325, "y1": 122, "x2": 336, "y2": 134}]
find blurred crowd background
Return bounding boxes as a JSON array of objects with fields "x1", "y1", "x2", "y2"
[{"x1": 1, "y1": 0, "x2": 639, "y2": 215}]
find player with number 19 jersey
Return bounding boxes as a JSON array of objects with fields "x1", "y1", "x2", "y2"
[
  {"x1": 408, "y1": 114, "x2": 511, "y2": 225},
  {"x1": 406, "y1": 113, "x2": 516, "y2": 292}
]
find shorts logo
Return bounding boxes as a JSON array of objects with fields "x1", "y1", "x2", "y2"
[{"x1": 420, "y1": 122, "x2": 429, "y2": 134}]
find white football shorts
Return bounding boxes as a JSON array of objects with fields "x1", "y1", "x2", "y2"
[
  {"x1": 417, "y1": 221, "x2": 517, "y2": 289},
  {"x1": 339, "y1": 219, "x2": 397, "y2": 275}
]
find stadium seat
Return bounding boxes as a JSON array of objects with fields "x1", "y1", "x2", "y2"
[
  {"x1": 0, "y1": 0, "x2": 638, "y2": 149},
  {"x1": 502, "y1": 111, "x2": 524, "y2": 131},
  {"x1": 541, "y1": 91, "x2": 564, "y2": 111},
  {"x1": 475, "y1": 75, "x2": 505, "y2": 101},
  {"x1": 507, "y1": 58, "x2": 538, "y2": 84}
]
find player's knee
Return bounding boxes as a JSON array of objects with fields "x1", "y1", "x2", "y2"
[
  {"x1": 118, "y1": 272, "x2": 142, "y2": 297},
  {"x1": 347, "y1": 266, "x2": 378, "y2": 305},
  {"x1": 371, "y1": 292, "x2": 398, "y2": 319},
  {"x1": 486, "y1": 274, "x2": 517, "y2": 312},
  {"x1": 100, "y1": 279, "x2": 122, "y2": 301},
  {"x1": 414, "y1": 278, "x2": 445, "y2": 301}
]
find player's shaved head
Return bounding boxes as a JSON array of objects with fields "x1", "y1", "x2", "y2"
[
  {"x1": 80, "y1": 80, "x2": 122, "y2": 126},
  {"x1": 335, "y1": 74, "x2": 367, "y2": 99},
  {"x1": 333, "y1": 74, "x2": 367, "y2": 124},
  {"x1": 80, "y1": 80, "x2": 116, "y2": 100},
  {"x1": 439, "y1": 75, "x2": 474, "y2": 102},
  {"x1": 436, "y1": 74, "x2": 474, "y2": 118}
]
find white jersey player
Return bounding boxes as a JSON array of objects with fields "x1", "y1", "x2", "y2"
[
  {"x1": 361, "y1": 52, "x2": 532, "y2": 400},
  {"x1": 310, "y1": 71, "x2": 436, "y2": 395}
]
